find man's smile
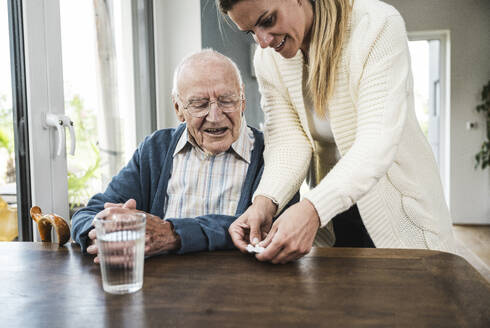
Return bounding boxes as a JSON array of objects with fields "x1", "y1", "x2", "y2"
[{"x1": 203, "y1": 127, "x2": 229, "y2": 135}]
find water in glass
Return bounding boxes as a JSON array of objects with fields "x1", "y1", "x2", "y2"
[{"x1": 95, "y1": 213, "x2": 146, "y2": 294}]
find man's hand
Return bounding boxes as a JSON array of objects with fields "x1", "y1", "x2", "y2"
[
  {"x1": 255, "y1": 199, "x2": 320, "y2": 264},
  {"x1": 228, "y1": 195, "x2": 277, "y2": 252},
  {"x1": 86, "y1": 199, "x2": 181, "y2": 263},
  {"x1": 144, "y1": 216, "x2": 181, "y2": 257},
  {"x1": 86, "y1": 228, "x2": 100, "y2": 263},
  {"x1": 86, "y1": 199, "x2": 134, "y2": 263}
]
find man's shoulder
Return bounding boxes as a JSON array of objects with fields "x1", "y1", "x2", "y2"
[
  {"x1": 141, "y1": 124, "x2": 186, "y2": 146},
  {"x1": 136, "y1": 124, "x2": 186, "y2": 158}
]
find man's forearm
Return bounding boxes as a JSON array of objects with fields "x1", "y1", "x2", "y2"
[{"x1": 166, "y1": 214, "x2": 236, "y2": 254}]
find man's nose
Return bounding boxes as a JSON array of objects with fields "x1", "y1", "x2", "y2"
[
  {"x1": 206, "y1": 102, "x2": 224, "y2": 122},
  {"x1": 254, "y1": 30, "x2": 273, "y2": 49}
]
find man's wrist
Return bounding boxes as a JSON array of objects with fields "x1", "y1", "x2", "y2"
[{"x1": 167, "y1": 221, "x2": 182, "y2": 250}]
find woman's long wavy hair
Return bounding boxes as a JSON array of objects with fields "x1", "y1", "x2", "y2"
[{"x1": 216, "y1": 0, "x2": 352, "y2": 118}]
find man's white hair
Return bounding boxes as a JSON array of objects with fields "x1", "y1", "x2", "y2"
[{"x1": 171, "y1": 48, "x2": 243, "y2": 96}]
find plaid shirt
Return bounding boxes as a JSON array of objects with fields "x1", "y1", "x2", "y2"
[{"x1": 163, "y1": 121, "x2": 255, "y2": 219}]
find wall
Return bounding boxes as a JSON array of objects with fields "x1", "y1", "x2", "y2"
[
  {"x1": 200, "y1": 0, "x2": 263, "y2": 129},
  {"x1": 153, "y1": 0, "x2": 202, "y2": 129},
  {"x1": 384, "y1": 0, "x2": 489, "y2": 223}
]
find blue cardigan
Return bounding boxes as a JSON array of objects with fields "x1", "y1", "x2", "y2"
[{"x1": 71, "y1": 124, "x2": 297, "y2": 254}]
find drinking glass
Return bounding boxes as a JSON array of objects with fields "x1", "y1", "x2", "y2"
[{"x1": 94, "y1": 212, "x2": 146, "y2": 294}]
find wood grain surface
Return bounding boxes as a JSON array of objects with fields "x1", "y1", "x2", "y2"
[{"x1": 0, "y1": 243, "x2": 488, "y2": 327}]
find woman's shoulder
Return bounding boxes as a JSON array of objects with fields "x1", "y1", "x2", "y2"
[
  {"x1": 350, "y1": 0, "x2": 404, "y2": 37},
  {"x1": 348, "y1": 0, "x2": 407, "y2": 55},
  {"x1": 352, "y1": 0, "x2": 401, "y2": 22},
  {"x1": 344, "y1": 0, "x2": 408, "y2": 86}
]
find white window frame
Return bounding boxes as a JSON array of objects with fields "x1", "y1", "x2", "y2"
[{"x1": 23, "y1": 0, "x2": 69, "y2": 239}]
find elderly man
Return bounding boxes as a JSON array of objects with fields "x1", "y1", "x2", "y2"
[{"x1": 72, "y1": 49, "x2": 295, "y2": 261}]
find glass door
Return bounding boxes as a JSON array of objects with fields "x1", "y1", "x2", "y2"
[
  {"x1": 59, "y1": 0, "x2": 156, "y2": 216},
  {"x1": 2, "y1": 0, "x2": 156, "y2": 242},
  {"x1": 408, "y1": 31, "x2": 450, "y2": 206},
  {"x1": 408, "y1": 39, "x2": 442, "y2": 165}
]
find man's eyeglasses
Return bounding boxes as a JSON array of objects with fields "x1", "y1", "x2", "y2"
[{"x1": 177, "y1": 93, "x2": 243, "y2": 118}]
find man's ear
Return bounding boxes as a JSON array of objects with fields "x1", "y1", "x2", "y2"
[{"x1": 173, "y1": 97, "x2": 185, "y2": 122}]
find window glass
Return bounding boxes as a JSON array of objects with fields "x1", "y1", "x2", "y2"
[
  {"x1": 0, "y1": 1, "x2": 18, "y2": 241},
  {"x1": 60, "y1": 0, "x2": 138, "y2": 215}
]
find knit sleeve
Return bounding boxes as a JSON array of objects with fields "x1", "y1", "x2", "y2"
[
  {"x1": 304, "y1": 14, "x2": 411, "y2": 226},
  {"x1": 252, "y1": 49, "x2": 312, "y2": 213}
]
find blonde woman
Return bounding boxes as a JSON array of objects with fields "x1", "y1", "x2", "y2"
[{"x1": 218, "y1": 0, "x2": 457, "y2": 264}]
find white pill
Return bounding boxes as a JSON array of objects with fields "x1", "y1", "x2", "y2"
[{"x1": 246, "y1": 244, "x2": 255, "y2": 253}]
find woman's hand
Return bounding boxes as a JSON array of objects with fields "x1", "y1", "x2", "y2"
[
  {"x1": 228, "y1": 196, "x2": 277, "y2": 252},
  {"x1": 256, "y1": 199, "x2": 320, "y2": 264}
]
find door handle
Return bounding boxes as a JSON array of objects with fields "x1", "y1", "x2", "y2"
[
  {"x1": 59, "y1": 115, "x2": 76, "y2": 155},
  {"x1": 44, "y1": 113, "x2": 65, "y2": 157},
  {"x1": 43, "y1": 113, "x2": 77, "y2": 157}
]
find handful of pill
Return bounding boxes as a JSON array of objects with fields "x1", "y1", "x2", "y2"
[{"x1": 246, "y1": 244, "x2": 265, "y2": 254}]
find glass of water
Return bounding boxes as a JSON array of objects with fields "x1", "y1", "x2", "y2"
[{"x1": 94, "y1": 212, "x2": 146, "y2": 294}]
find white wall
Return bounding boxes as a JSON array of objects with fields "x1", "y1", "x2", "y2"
[
  {"x1": 153, "y1": 0, "x2": 201, "y2": 129},
  {"x1": 385, "y1": 0, "x2": 490, "y2": 224}
]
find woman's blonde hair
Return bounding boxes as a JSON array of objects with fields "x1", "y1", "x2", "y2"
[
  {"x1": 308, "y1": 0, "x2": 352, "y2": 117},
  {"x1": 216, "y1": 0, "x2": 352, "y2": 117}
]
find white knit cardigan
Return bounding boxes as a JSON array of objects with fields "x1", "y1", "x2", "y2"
[{"x1": 252, "y1": 0, "x2": 457, "y2": 252}]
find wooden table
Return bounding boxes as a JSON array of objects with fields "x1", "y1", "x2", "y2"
[{"x1": 0, "y1": 243, "x2": 488, "y2": 327}]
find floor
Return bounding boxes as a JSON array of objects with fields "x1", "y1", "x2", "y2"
[{"x1": 453, "y1": 224, "x2": 490, "y2": 282}]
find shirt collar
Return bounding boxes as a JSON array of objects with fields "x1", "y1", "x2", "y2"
[
  {"x1": 173, "y1": 118, "x2": 252, "y2": 164},
  {"x1": 230, "y1": 117, "x2": 252, "y2": 163},
  {"x1": 173, "y1": 128, "x2": 191, "y2": 156}
]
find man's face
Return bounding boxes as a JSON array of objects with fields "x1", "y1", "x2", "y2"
[{"x1": 174, "y1": 59, "x2": 245, "y2": 155}]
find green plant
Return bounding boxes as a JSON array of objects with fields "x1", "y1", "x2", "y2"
[
  {"x1": 0, "y1": 95, "x2": 15, "y2": 183},
  {"x1": 0, "y1": 129, "x2": 11, "y2": 152},
  {"x1": 65, "y1": 94, "x2": 100, "y2": 208},
  {"x1": 0, "y1": 96, "x2": 14, "y2": 155},
  {"x1": 68, "y1": 143, "x2": 100, "y2": 208},
  {"x1": 475, "y1": 80, "x2": 490, "y2": 170}
]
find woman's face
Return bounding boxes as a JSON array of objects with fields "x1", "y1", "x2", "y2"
[{"x1": 228, "y1": 0, "x2": 314, "y2": 58}]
